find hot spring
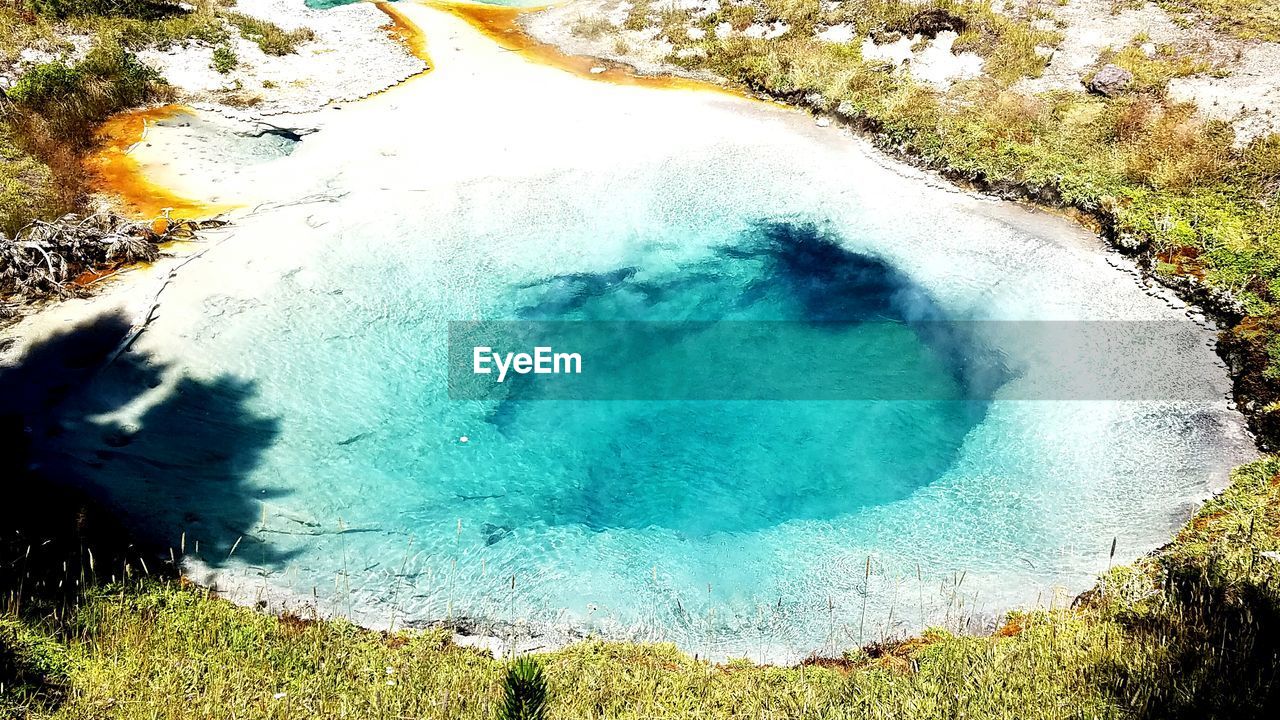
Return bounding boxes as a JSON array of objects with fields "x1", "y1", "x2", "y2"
[{"x1": 45, "y1": 4, "x2": 1255, "y2": 659}]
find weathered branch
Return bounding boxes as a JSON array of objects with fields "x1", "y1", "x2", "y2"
[{"x1": 0, "y1": 210, "x2": 227, "y2": 303}]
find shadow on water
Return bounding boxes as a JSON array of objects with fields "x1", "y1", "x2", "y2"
[
  {"x1": 0, "y1": 310, "x2": 289, "y2": 608},
  {"x1": 717, "y1": 220, "x2": 945, "y2": 323}
]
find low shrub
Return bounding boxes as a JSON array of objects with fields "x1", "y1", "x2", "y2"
[
  {"x1": 22, "y1": 0, "x2": 162, "y2": 20},
  {"x1": 7, "y1": 40, "x2": 169, "y2": 146},
  {"x1": 212, "y1": 43, "x2": 236, "y2": 74},
  {"x1": 0, "y1": 133, "x2": 62, "y2": 236},
  {"x1": 568, "y1": 14, "x2": 613, "y2": 40},
  {"x1": 1, "y1": 35, "x2": 170, "y2": 233}
]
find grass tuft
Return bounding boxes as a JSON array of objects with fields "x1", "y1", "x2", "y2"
[
  {"x1": 212, "y1": 43, "x2": 236, "y2": 74},
  {"x1": 569, "y1": 14, "x2": 613, "y2": 40},
  {"x1": 1156, "y1": 0, "x2": 1280, "y2": 41},
  {"x1": 222, "y1": 11, "x2": 314, "y2": 56}
]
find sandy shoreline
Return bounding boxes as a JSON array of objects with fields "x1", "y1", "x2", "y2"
[{"x1": 1, "y1": 1, "x2": 1259, "y2": 663}]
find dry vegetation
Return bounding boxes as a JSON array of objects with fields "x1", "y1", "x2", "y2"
[
  {"x1": 0, "y1": 212, "x2": 222, "y2": 305},
  {"x1": 1, "y1": 33, "x2": 175, "y2": 235}
]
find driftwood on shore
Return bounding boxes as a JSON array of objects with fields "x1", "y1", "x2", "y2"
[{"x1": 0, "y1": 211, "x2": 226, "y2": 310}]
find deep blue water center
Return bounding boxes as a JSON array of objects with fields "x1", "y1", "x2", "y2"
[{"x1": 463, "y1": 222, "x2": 996, "y2": 537}]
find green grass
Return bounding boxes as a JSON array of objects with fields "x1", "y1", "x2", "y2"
[
  {"x1": 0, "y1": 617, "x2": 69, "y2": 711},
  {"x1": 22, "y1": 0, "x2": 160, "y2": 20},
  {"x1": 569, "y1": 14, "x2": 614, "y2": 41},
  {"x1": 1083, "y1": 34, "x2": 1222, "y2": 96},
  {"x1": 623, "y1": 0, "x2": 653, "y2": 32},
  {"x1": 222, "y1": 11, "x2": 314, "y2": 56},
  {"x1": 212, "y1": 43, "x2": 237, "y2": 74},
  {"x1": 72, "y1": 10, "x2": 231, "y2": 51},
  {"x1": 6, "y1": 41, "x2": 167, "y2": 136},
  {"x1": 1157, "y1": 1, "x2": 1280, "y2": 41},
  {"x1": 2, "y1": 457, "x2": 1278, "y2": 717},
  {"x1": 0, "y1": 131, "x2": 60, "y2": 236},
  {"x1": 9, "y1": 0, "x2": 231, "y2": 50},
  {"x1": 0, "y1": 2, "x2": 221, "y2": 235},
  {"x1": 0, "y1": 7, "x2": 63, "y2": 65},
  {"x1": 1, "y1": 35, "x2": 171, "y2": 235}
]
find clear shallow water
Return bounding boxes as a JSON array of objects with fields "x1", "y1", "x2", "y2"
[{"x1": 57, "y1": 95, "x2": 1253, "y2": 658}]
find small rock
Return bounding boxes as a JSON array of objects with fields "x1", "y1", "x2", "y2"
[
  {"x1": 804, "y1": 92, "x2": 828, "y2": 109},
  {"x1": 1087, "y1": 64, "x2": 1134, "y2": 97},
  {"x1": 815, "y1": 116, "x2": 832, "y2": 127},
  {"x1": 589, "y1": 66, "x2": 606, "y2": 74},
  {"x1": 1114, "y1": 231, "x2": 1145, "y2": 251}
]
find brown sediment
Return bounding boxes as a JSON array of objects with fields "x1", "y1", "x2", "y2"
[
  {"x1": 1157, "y1": 246, "x2": 1206, "y2": 279},
  {"x1": 71, "y1": 265, "x2": 120, "y2": 287},
  {"x1": 799, "y1": 655, "x2": 859, "y2": 673},
  {"x1": 994, "y1": 616, "x2": 1024, "y2": 637},
  {"x1": 279, "y1": 612, "x2": 319, "y2": 636},
  {"x1": 85, "y1": 105, "x2": 237, "y2": 222},
  {"x1": 377, "y1": 2, "x2": 434, "y2": 70},
  {"x1": 422, "y1": 0, "x2": 754, "y2": 100}
]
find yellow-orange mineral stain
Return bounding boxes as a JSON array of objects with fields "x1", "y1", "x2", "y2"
[
  {"x1": 86, "y1": 105, "x2": 236, "y2": 222},
  {"x1": 424, "y1": 1, "x2": 756, "y2": 99},
  {"x1": 378, "y1": 2, "x2": 433, "y2": 67}
]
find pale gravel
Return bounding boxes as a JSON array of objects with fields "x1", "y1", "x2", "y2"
[
  {"x1": 1169, "y1": 41, "x2": 1280, "y2": 144},
  {"x1": 1011, "y1": 0, "x2": 1280, "y2": 143},
  {"x1": 528, "y1": 0, "x2": 1280, "y2": 141},
  {"x1": 137, "y1": 0, "x2": 426, "y2": 117}
]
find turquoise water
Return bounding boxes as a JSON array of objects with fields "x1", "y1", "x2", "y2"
[
  {"x1": 446, "y1": 222, "x2": 997, "y2": 536},
  {"x1": 56, "y1": 83, "x2": 1252, "y2": 656}
]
